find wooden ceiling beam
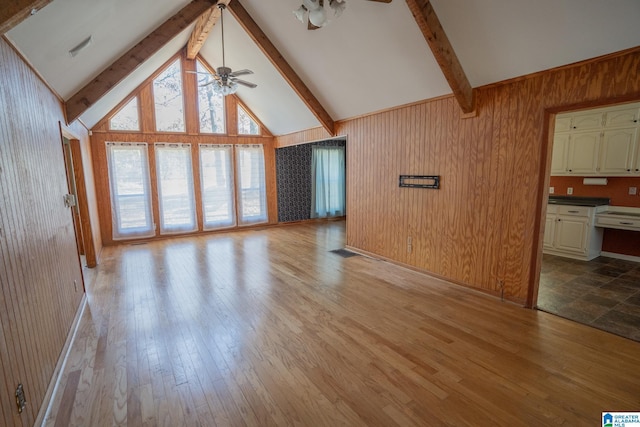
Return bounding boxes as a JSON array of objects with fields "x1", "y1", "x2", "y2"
[
  {"x1": 65, "y1": 0, "x2": 217, "y2": 124},
  {"x1": 186, "y1": 0, "x2": 230, "y2": 60},
  {"x1": 227, "y1": 0, "x2": 335, "y2": 136},
  {"x1": 405, "y1": 0, "x2": 475, "y2": 113},
  {"x1": 0, "y1": 0, "x2": 51, "y2": 35}
]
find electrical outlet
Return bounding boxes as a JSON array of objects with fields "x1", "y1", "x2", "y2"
[
  {"x1": 549, "y1": 187, "x2": 554, "y2": 194},
  {"x1": 629, "y1": 187, "x2": 637, "y2": 196},
  {"x1": 567, "y1": 187, "x2": 573, "y2": 195}
]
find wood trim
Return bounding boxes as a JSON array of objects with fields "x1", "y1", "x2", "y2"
[
  {"x1": 186, "y1": 6, "x2": 219, "y2": 60},
  {"x1": 405, "y1": 0, "x2": 475, "y2": 113},
  {"x1": 65, "y1": 0, "x2": 216, "y2": 123},
  {"x1": 0, "y1": 0, "x2": 51, "y2": 35},
  {"x1": 69, "y1": 139, "x2": 97, "y2": 268},
  {"x1": 227, "y1": 0, "x2": 336, "y2": 136},
  {"x1": 481, "y1": 45, "x2": 640, "y2": 91}
]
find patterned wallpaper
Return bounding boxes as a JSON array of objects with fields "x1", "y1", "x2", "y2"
[{"x1": 276, "y1": 139, "x2": 346, "y2": 222}]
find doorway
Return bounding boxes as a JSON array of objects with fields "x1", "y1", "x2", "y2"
[
  {"x1": 534, "y1": 101, "x2": 640, "y2": 342},
  {"x1": 61, "y1": 135, "x2": 97, "y2": 269}
]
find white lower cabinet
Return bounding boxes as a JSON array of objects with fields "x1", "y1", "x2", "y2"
[{"x1": 543, "y1": 204, "x2": 607, "y2": 260}]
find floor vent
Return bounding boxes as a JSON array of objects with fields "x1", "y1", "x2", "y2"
[{"x1": 330, "y1": 248, "x2": 359, "y2": 258}]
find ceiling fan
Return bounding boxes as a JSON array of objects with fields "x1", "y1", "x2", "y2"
[
  {"x1": 190, "y1": 3, "x2": 257, "y2": 95},
  {"x1": 294, "y1": 0, "x2": 391, "y2": 30}
]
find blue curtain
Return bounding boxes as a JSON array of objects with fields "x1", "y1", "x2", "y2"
[{"x1": 311, "y1": 146, "x2": 346, "y2": 218}]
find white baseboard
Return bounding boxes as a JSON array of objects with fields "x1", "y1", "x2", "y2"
[
  {"x1": 601, "y1": 251, "x2": 640, "y2": 263},
  {"x1": 35, "y1": 295, "x2": 87, "y2": 427}
]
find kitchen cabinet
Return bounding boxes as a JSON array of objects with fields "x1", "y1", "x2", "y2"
[
  {"x1": 550, "y1": 134, "x2": 569, "y2": 175},
  {"x1": 570, "y1": 111, "x2": 604, "y2": 131},
  {"x1": 552, "y1": 101, "x2": 640, "y2": 177},
  {"x1": 600, "y1": 128, "x2": 638, "y2": 174},
  {"x1": 543, "y1": 204, "x2": 607, "y2": 261},
  {"x1": 566, "y1": 131, "x2": 600, "y2": 174}
]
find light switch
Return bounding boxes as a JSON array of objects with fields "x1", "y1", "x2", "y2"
[
  {"x1": 630, "y1": 187, "x2": 638, "y2": 195},
  {"x1": 549, "y1": 187, "x2": 555, "y2": 194},
  {"x1": 567, "y1": 187, "x2": 573, "y2": 195}
]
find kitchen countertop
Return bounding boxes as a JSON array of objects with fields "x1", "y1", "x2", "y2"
[{"x1": 548, "y1": 195, "x2": 610, "y2": 206}]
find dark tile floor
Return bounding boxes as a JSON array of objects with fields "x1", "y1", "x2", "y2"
[{"x1": 537, "y1": 254, "x2": 640, "y2": 342}]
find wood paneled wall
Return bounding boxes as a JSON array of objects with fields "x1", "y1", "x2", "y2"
[
  {"x1": 0, "y1": 38, "x2": 86, "y2": 426},
  {"x1": 91, "y1": 52, "x2": 277, "y2": 246},
  {"x1": 315, "y1": 48, "x2": 639, "y2": 305}
]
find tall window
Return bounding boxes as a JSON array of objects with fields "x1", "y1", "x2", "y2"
[
  {"x1": 153, "y1": 59, "x2": 185, "y2": 132},
  {"x1": 235, "y1": 145, "x2": 267, "y2": 224},
  {"x1": 155, "y1": 144, "x2": 196, "y2": 233},
  {"x1": 311, "y1": 146, "x2": 346, "y2": 218},
  {"x1": 197, "y1": 60, "x2": 225, "y2": 133},
  {"x1": 237, "y1": 105, "x2": 260, "y2": 135},
  {"x1": 109, "y1": 97, "x2": 140, "y2": 131},
  {"x1": 106, "y1": 143, "x2": 154, "y2": 239},
  {"x1": 200, "y1": 145, "x2": 235, "y2": 229}
]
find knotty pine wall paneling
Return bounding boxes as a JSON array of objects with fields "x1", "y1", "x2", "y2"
[
  {"x1": 331, "y1": 48, "x2": 640, "y2": 305},
  {"x1": 0, "y1": 38, "x2": 86, "y2": 426}
]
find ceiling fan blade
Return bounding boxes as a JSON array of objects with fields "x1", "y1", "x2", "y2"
[
  {"x1": 229, "y1": 69, "x2": 253, "y2": 77},
  {"x1": 233, "y1": 79, "x2": 257, "y2": 88}
]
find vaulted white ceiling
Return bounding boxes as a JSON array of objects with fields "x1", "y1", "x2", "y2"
[{"x1": 6, "y1": 0, "x2": 640, "y2": 135}]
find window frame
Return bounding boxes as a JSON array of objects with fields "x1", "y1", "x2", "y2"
[
  {"x1": 108, "y1": 96, "x2": 141, "y2": 132},
  {"x1": 199, "y1": 144, "x2": 237, "y2": 230},
  {"x1": 237, "y1": 104, "x2": 261, "y2": 136},
  {"x1": 155, "y1": 143, "x2": 198, "y2": 234},
  {"x1": 106, "y1": 142, "x2": 155, "y2": 240},
  {"x1": 152, "y1": 58, "x2": 187, "y2": 133},
  {"x1": 235, "y1": 144, "x2": 268, "y2": 225},
  {"x1": 196, "y1": 59, "x2": 226, "y2": 135}
]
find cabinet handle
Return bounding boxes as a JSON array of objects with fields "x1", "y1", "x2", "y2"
[
  {"x1": 628, "y1": 169, "x2": 631, "y2": 172},
  {"x1": 568, "y1": 169, "x2": 573, "y2": 172},
  {"x1": 620, "y1": 221, "x2": 634, "y2": 225},
  {"x1": 568, "y1": 210, "x2": 580, "y2": 213}
]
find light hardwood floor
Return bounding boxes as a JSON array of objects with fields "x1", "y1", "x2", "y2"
[{"x1": 45, "y1": 221, "x2": 640, "y2": 426}]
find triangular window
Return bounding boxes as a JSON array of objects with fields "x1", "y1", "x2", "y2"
[
  {"x1": 153, "y1": 58, "x2": 185, "y2": 132},
  {"x1": 237, "y1": 105, "x2": 260, "y2": 135},
  {"x1": 196, "y1": 60, "x2": 225, "y2": 134},
  {"x1": 109, "y1": 97, "x2": 140, "y2": 131}
]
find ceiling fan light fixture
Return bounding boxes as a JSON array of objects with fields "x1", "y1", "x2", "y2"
[
  {"x1": 212, "y1": 80, "x2": 238, "y2": 96},
  {"x1": 295, "y1": 0, "x2": 347, "y2": 29},
  {"x1": 308, "y1": 7, "x2": 327, "y2": 27},
  {"x1": 293, "y1": 5, "x2": 308, "y2": 23}
]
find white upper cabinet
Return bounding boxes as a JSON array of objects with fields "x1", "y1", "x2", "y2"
[
  {"x1": 600, "y1": 128, "x2": 638, "y2": 174},
  {"x1": 554, "y1": 116, "x2": 572, "y2": 133},
  {"x1": 570, "y1": 112, "x2": 603, "y2": 131},
  {"x1": 551, "y1": 134, "x2": 570, "y2": 175},
  {"x1": 567, "y1": 132, "x2": 600, "y2": 174},
  {"x1": 604, "y1": 106, "x2": 640, "y2": 128},
  {"x1": 552, "y1": 101, "x2": 640, "y2": 176}
]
